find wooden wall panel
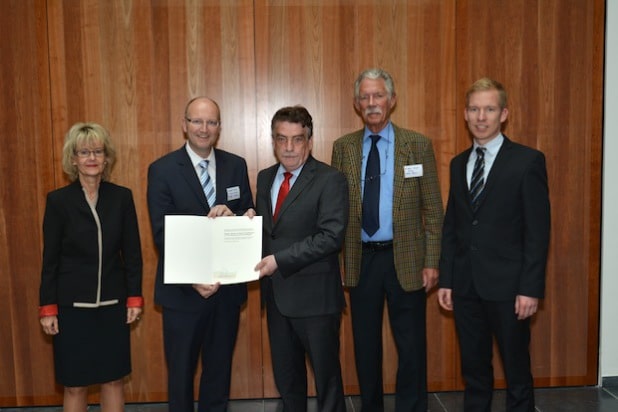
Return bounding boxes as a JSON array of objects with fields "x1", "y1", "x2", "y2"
[
  {"x1": 455, "y1": 0, "x2": 604, "y2": 387},
  {"x1": 44, "y1": 0, "x2": 260, "y2": 405},
  {"x1": 0, "y1": 0, "x2": 605, "y2": 406},
  {"x1": 0, "y1": 0, "x2": 57, "y2": 406},
  {"x1": 254, "y1": 0, "x2": 459, "y2": 396}
]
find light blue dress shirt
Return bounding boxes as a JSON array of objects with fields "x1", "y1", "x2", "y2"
[{"x1": 361, "y1": 122, "x2": 395, "y2": 242}]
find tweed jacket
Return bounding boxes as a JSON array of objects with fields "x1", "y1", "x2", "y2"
[{"x1": 331, "y1": 123, "x2": 444, "y2": 291}]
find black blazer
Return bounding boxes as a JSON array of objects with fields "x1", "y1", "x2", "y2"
[
  {"x1": 39, "y1": 181, "x2": 143, "y2": 306},
  {"x1": 439, "y1": 137, "x2": 551, "y2": 300},
  {"x1": 147, "y1": 146, "x2": 254, "y2": 311},
  {"x1": 256, "y1": 156, "x2": 348, "y2": 317}
]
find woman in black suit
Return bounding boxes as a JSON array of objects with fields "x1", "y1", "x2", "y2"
[{"x1": 38, "y1": 122, "x2": 143, "y2": 412}]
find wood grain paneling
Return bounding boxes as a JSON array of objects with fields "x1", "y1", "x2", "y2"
[
  {"x1": 0, "y1": 0, "x2": 605, "y2": 406},
  {"x1": 41, "y1": 0, "x2": 260, "y2": 405},
  {"x1": 0, "y1": 0, "x2": 57, "y2": 406},
  {"x1": 455, "y1": 0, "x2": 604, "y2": 387},
  {"x1": 254, "y1": 0, "x2": 458, "y2": 396}
]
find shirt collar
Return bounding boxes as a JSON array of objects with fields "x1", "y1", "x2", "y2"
[
  {"x1": 363, "y1": 122, "x2": 394, "y2": 144},
  {"x1": 474, "y1": 133, "x2": 504, "y2": 156},
  {"x1": 276, "y1": 163, "x2": 304, "y2": 178},
  {"x1": 185, "y1": 142, "x2": 215, "y2": 168}
]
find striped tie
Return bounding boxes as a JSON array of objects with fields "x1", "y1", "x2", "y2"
[
  {"x1": 469, "y1": 147, "x2": 486, "y2": 210},
  {"x1": 199, "y1": 160, "x2": 216, "y2": 207}
]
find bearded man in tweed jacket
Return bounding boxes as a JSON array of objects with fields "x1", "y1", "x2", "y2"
[{"x1": 331, "y1": 68, "x2": 443, "y2": 412}]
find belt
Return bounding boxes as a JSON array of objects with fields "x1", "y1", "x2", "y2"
[{"x1": 362, "y1": 240, "x2": 393, "y2": 252}]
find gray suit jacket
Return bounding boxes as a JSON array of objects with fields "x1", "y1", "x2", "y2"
[{"x1": 256, "y1": 155, "x2": 349, "y2": 317}]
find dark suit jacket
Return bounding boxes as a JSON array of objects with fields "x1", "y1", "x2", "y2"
[
  {"x1": 439, "y1": 136, "x2": 551, "y2": 300},
  {"x1": 256, "y1": 156, "x2": 348, "y2": 317},
  {"x1": 147, "y1": 146, "x2": 254, "y2": 311},
  {"x1": 39, "y1": 181, "x2": 143, "y2": 306},
  {"x1": 331, "y1": 124, "x2": 444, "y2": 292}
]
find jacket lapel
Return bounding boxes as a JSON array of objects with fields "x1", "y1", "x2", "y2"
[
  {"x1": 457, "y1": 147, "x2": 474, "y2": 210},
  {"x1": 262, "y1": 165, "x2": 278, "y2": 227},
  {"x1": 69, "y1": 181, "x2": 94, "y2": 215},
  {"x1": 344, "y1": 133, "x2": 364, "y2": 219},
  {"x1": 393, "y1": 126, "x2": 412, "y2": 211},
  {"x1": 274, "y1": 156, "x2": 316, "y2": 225},
  {"x1": 176, "y1": 148, "x2": 209, "y2": 210},
  {"x1": 470, "y1": 137, "x2": 513, "y2": 213},
  {"x1": 213, "y1": 149, "x2": 228, "y2": 205}
]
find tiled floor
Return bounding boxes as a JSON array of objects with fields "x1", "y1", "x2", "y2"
[{"x1": 2, "y1": 385, "x2": 618, "y2": 412}]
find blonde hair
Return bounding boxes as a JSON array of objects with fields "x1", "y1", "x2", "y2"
[
  {"x1": 466, "y1": 77, "x2": 507, "y2": 109},
  {"x1": 62, "y1": 122, "x2": 116, "y2": 181}
]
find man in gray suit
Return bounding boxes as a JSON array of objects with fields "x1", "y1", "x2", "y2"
[{"x1": 247, "y1": 106, "x2": 348, "y2": 412}]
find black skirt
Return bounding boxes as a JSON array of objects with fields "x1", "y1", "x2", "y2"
[{"x1": 53, "y1": 303, "x2": 131, "y2": 387}]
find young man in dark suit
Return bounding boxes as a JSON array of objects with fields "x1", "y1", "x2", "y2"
[
  {"x1": 438, "y1": 78, "x2": 551, "y2": 412},
  {"x1": 248, "y1": 106, "x2": 348, "y2": 412},
  {"x1": 147, "y1": 97, "x2": 253, "y2": 412}
]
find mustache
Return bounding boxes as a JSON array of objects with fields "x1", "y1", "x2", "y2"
[{"x1": 364, "y1": 107, "x2": 382, "y2": 116}]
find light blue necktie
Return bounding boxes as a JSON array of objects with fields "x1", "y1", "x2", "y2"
[{"x1": 199, "y1": 160, "x2": 216, "y2": 207}]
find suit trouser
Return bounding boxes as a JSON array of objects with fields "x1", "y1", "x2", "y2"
[
  {"x1": 452, "y1": 295, "x2": 535, "y2": 412},
  {"x1": 162, "y1": 297, "x2": 240, "y2": 412},
  {"x1": 265, "y1": 293, "x2": 346, "y2": 412},
  {"x1": 350, "y1": 247, "x2": 428, "y2": 412}
]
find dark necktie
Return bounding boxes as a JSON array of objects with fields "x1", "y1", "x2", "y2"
[
  {"x1": 362, "y1": 135, "x2": 381, "y2": 236},
  {"x1": 469, "y1": 147, "x2": 486, "y2": 210},
  {"x1": 273, "y1": 172, "x2": 292, "y2": 221},
  {"x1": 199, "y1": 160, "x2": 216, "y2": 207}
]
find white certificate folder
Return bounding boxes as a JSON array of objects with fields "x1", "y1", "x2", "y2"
[{"x1": 164, "y1": 215, "x2": 262, "y2": 284}]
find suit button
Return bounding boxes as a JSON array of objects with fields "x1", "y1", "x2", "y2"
[
  {"x1": 472, "y1": 219, "x2": 479, "y2": 225},
  {"x1": 271, "y1": 234, "x2": 276, "y2": 239}
]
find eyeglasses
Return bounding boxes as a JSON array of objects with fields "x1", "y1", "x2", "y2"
[
  {"x1": 185, "y1": 118, "x2": 220, "y2": 128},
  {"x1": 75, "y1": 148, "x2": 105, "y2": 158},
  {"x1": 274, "y1": 135, "x2": 308, "y2": 146}
]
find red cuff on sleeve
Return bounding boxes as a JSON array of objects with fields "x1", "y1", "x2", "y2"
[
  {"x1": 126, "y1": 296, "x2": 144, "y2": 308},
  {"x1": 39, "y1": 304, "x2": 58, "y2": 317}
]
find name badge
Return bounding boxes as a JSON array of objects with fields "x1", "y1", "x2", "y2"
[
  {"x1": 404, "y1": 164, "x2": 423, "y2": 178},
  {"x1": 226, "y1": 186, "x2": 240, "y2": 201}
]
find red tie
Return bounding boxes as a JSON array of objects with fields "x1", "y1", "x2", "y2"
[{"x1": 273, "y1": 172, "x2": 293, "y2": 221}]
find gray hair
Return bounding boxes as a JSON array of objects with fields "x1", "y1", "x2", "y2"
[{"x1": 354, "y1": 68, "x2": 396, "y2": 100}]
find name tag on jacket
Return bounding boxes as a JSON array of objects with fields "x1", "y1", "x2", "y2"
[
  {"x1": 404, "y1": 164, "x2": 423, "y2": 178},
  {"x1": 226, "y1": 186, "x2": 240, "y2": 201}
]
